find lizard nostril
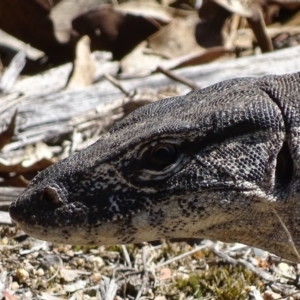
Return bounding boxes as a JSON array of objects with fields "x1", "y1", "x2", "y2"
[{"x1": 43, "y1": 186, "x2": 64, "y2": 208}]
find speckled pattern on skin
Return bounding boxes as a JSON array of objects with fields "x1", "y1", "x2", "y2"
[{"x1": 9, "y1": 72, "x2": 300, "y2": 261}]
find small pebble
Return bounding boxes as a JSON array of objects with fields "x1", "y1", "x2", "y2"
[
  {"x1": 31, "y1": 279, "x2": 38, "y2": 288},
  {"x1": 1, "y1": 237, "x2": 8, "y2": 245},
  {"x1": 245, "y1": 285, "x2": 255, "y2": 292},
  {"x1": 77, "y1": 258, "x2": 85, "y2": 266},
  {"x1": 278, "y1": 262, "x2": 289, "y2": 273},
  {"x1": 159, "y1": 268, "x2": 172, "y2": 281},
  {"x1": 36, "y1": 268, "x2": 45, "y2": 277},
  {"x1": 31, "y1": 252, "x2": 39, "y2": 259},
  {"x1": 66, "y1": 250, "x2": 74, "y2": 257},
  {"x1": 16, "y1": 268, "x2": 29, "y2": 283},
  {"x1": 91, "y1": 272, "x2": 102, "y2": 283},
  {"x1": 41, "y1": 279, "x2": 48, "y2": 289},
  {"x1": 91, "y1": 256, "x2": 105, "y2": 269},
  {"x1": 11, "y1": 281, "x2": 19, "y2": 290}
]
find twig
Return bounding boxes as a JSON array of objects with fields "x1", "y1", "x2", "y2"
[
  {"x1": 134, "y1": 273, "x2": 148, "y2": 300},
  {"x1": 121, "y1": 244, "x2": 132, "y2": 268},
  {"x1": 276, "y1": 290, "x2": 300, "y2": 300},
  {"x1": 142, "y1": 245, "x2": 148, "y2": 272},
  {"x1": 112, "y1": 267, "x2": 137, "y2": 279},
  {"x1": 134, "y1": 244, "x2": 150, "y2": 300},
  {"x1": 46, "y1": 255, "x2": 63, "y2": 282},
  {"x1": 223, "y1": 244, "x2": 249, "y2": 254},
  {"x1": 247, "y1": 4, "x2": 273, "y2": 53},
  {"x1": 105, "y1": 278, "x2": 118, "y2": 300},
  {"x1": 69, "y1": 129, "x2": 79, "y2": 156},
  {"x1": 273, "y1": 208, "x2": 300, "y2": 262},
  {"x1": 0, "y1": 109, "x2": 18, "y2": 151},
  {"x1": 104, "y1": 73, "x2": 132, "y2": 97},
  {"x1": 212, "y1": 246, "x2": 276, "y2": 281},
  {"x1": 251, "y1": 289, "x2": 264, "y2": 300},
  {"x1": 155, "y1": 240, "x2": 213, "y2": 269},
  {"x1": 156, "y1": 66, "x2": 200, "y2": 90}
]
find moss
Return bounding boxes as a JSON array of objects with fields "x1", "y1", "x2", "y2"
[
  {"x1": 155, "y1": 263, "x2": 260, "y2": 300},
  {"x1": 105, "y1": 245, "x2": 123, "y2": 253},
  {"x1": 176, "y1": 275, "x2": 203, "y2": 298}
]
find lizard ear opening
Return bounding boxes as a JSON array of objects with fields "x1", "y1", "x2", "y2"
[{"x1": 275, "y1": 141, "x2": 293, "y2": 190}]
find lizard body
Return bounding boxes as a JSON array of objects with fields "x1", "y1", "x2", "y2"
[{"x1": 9, "y1": 72, "x2": 300, "y2": 261}]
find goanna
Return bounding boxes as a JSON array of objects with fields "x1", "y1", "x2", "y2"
[{"x1": 9, "y1": 72, "x2": 300, "y2": 262}]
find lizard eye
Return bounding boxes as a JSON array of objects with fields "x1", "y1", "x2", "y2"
[
  {"x1": 128, "y1": 140, "x2": 185, "y2": 182},
  {"x1": 126, "y1": 139, "x2": 187, "y2": 182},
  {"x1": 148, "y1": 143, "x2": 177, "y2": 167}
]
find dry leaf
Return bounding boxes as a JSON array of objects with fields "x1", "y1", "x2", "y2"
[
  {"x1": 72, "y1": 4, "x2": 160, "y2": 60},
  {"x1": 0, "y1": 158, "x2": 53, "y2": 174},
  {"x1": 63, "y1": 280, "x2": 86, "y2": 292},
  {"x1": 60, "y1": 268, "x2": 90, "y2": 282},
  {"x1": 67, "y1": 35, "x2": 95, "y2": 89},
  {"x1": 0, "y1": 110, "x2": 17, "y2": 151},
  {"x1": 149, "y1": 13, "x2": 201, "y2": 58}
]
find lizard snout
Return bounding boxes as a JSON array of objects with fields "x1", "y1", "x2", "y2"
[
  {"x1": 9, "y1": 202, "x2": 23, "y2": 224},
  {"x1": 9, "y1": 184, "x2": 67, "y2": 225}
]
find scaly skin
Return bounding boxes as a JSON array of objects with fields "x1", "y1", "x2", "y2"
[{"x1": 9, "y1": 73, "x2": 300, "y2": 261}]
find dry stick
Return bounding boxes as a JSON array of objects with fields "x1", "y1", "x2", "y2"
[
  {"x1": 156, "y1": 66, "x2": 200, "y2": 91},
  {"x1": 252, "y1": 289, "x2": 264, "y2": 300},
  {"x1": 0, "y1": 109, "x2": 18, "y2": 151},
  {"x1": 0, "y1": 93, "x2": 23, "y2": 116},
  {"x1": 135, "y1": 245, "x2": 149, "y2": 300},
  {"x1": 272, "y1": 208, "x2": 300, "y2": 262},
  {"x1": 225, "y1": 14, "x2": 241, "y2": 49},
  {"x1": 212, "y1": 246, "x2": 276, "y2": 281},
  {"x1": 247, "y1": 5, "x2": 273, "y2": 53},
  {"x1": 142, "y1": 245, "x2": 148, "y2": 272},
  {"x1": 46, "y1": 255, "x2": 63, "y2": 282},
  {"x1": 105, "y1": 278, "x2": 118, "y2": 300},
  {"x1": 276, "y1": 290, "x2": 300, "y2": 300},
  {"x1": 104, "y1": 73, "x2": 132, "y2": 97},
  {"x1": 112, "y1": 267, "x2": 138, "y2": 279},
  {"x1": 155, "y1": 240, "x2": 213, "y2": 269},
  {"x1": 69, "y1": 129, "x2": 78, "y2": 156},
  {"x1": 121, "y1": 244, "x2": 132, "y2": 269},
  {"x1": 134, "y1": 275, "x2": 148, "y2": 300}
]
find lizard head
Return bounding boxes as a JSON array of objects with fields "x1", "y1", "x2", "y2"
[{"x1": 10, "y1": 75, "x2": 300, "y2": 261}]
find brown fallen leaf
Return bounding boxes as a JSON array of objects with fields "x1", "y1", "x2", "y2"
[
  {"x1": 196, "y1": 1, "x2": 231, "y2": 48},
  {"x1": 72, "y1": 4, "x2": 161, "y2": 60},
  {"x1": 0, "y1": 110, "x2": 17, "y2": 151},
  {"x1": 0, "y1": 158, "x2": 53, "y2": 174},
  {"x1": 0, "y1": 142, "x2": 54, "y2": 174},
  {"x1": 149, "y1": 13, "x2": 201, "y2": 58},
  {"x1": 0, "y1": 0, "x2": 74, "y2": 66},
  {"x1": 3, "y1": 174, "x2": 29, "y2": 188},
  {"x1": 66, "y1": 35, "x2": 95, "y2": 89},
  {"x1": 160, "y1": 46, "x2": 235, "y2": 69}
]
